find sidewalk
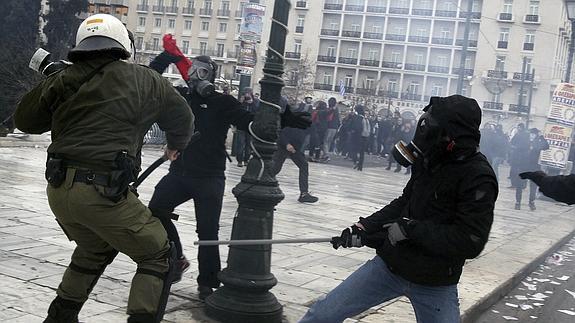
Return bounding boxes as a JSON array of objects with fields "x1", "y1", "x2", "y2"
[{"x1": 0, "y1": 146, "x2": 573, "y2": 322}]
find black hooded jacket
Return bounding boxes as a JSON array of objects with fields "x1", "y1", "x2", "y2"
[
  {"x1": 359, "y1": 95, "x2": 498, "y2": 286},
  {"x1": 536, "y1": 175, "x2": 575, "y2": 205}
]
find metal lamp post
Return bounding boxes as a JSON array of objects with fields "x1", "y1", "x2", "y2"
[
  {"x1": 565, "y1": 0, "x2": 575, "y2": 83},
  {"x1": 205, "y1": 1, "x2": 291, "y2": 322}
]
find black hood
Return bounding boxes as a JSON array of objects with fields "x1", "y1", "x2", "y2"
[{"x1": 425, "y1": 95, "x2": 481, "y2": 151}]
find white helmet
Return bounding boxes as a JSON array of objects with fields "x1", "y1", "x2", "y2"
[{"x1": 69, "y1": 14, "x2": 132, "y2": 60}]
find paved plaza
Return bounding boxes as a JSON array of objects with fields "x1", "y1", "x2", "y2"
[{"x1": 0, "y1": 145, "x2": 574, "y2": 322}]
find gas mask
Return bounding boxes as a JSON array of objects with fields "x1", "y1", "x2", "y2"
[
  {"x1": 187, "y1": 59, "x2": 215, "y2": 97},
  {"x1": 391, "y1": 107, "x2": 446, "y2": 167}
]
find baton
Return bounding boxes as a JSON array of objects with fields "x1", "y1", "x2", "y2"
[{"x1": 194, "y1": 238, "x2": 334, "y2": 246}]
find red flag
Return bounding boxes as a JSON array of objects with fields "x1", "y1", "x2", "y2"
[{"x1": 162, "y1": 34, "x2": 192, "y2": 80}]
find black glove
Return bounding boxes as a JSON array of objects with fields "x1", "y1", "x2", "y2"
[
  {"x1": 331, "y1": 225, "x2": 366, "y2": 249},
  {"x1": 281, "y1": 105, "x2": 312, "y2": 129},
  {"x1": 382, "y1": 217, "x2": 415, "y2": 246},
  {"x1": 519, "y1": 171, "x2": 547, "y2": 186}
]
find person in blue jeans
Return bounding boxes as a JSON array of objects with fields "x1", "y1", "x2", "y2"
[{"x1": 300, "y1": 95, "x2": 498, "y2": 323}]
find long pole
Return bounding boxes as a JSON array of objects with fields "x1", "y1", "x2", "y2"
[
  {"x1": 518, "y1": 57, "x2": 527, "y2": 110},
  {"x1": 526, "y1": 68, "x2": 535, "y2": 129},
  {"x1": 456, "y1": 0, "x2": 474, "y2": 94},
  {"x1": 195, "y1": 238, "x2": 333, "y2": 246},
  {"x1": 566, "y1": 19, "x2": 575, "y2": 83}
]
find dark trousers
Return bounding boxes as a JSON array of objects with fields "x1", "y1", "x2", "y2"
[
  {"x1": 235, "y1": 130, "x2": 251, "y2": 163},
  {"x1": 272, "y1": 148, "x2": 309, "y2": 193},
  {"x1": 148, "y1": 173, "x2": 225, "y2": 288},
  {"x1": 516, "y1": 180, "x2": 538, "y2": 204},
  {"x1": 352, "y1": 137, "x2": 368, "y2": 170}
]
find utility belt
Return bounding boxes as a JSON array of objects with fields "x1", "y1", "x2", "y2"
[{"x1": 46, "y1": 152, "x2": 137, "y2": 203}]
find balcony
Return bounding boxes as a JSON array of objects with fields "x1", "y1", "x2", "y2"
[
  {"x1": 483, "y1": 101, "x2": 504, "y2": 110},
  {"x1": 182, "y1": 7, "x2": 195, "y2": 15},
  {"x1": 324, "y1": 3, "x2": 343, "y2": 10},
  {"x1": 452, "y1": 68, "x2": 474, "y2": 76},
  {"x1": 382, "y1": 61, "x2": 402, "y2": 68},
  {"x1": 402, "y1": 93, "x2": 422, "y2": 101},
  {"x1": 381, "y1": 91, "x2": 399, "y2": 98},
  {"x1": 404, "y1": 63, "x2": 426, "y2": 71},
  {"x1": 366, "y1": 6, "x2": 386, "y2": 13},
  {"x1": 523, "y1": 42, "x2": 534, "y2": 51},
  {"x1": 359, "y1": 59, "x2": 380, "y2": 67},
  {"x1": 431, "y1": 37, "x2": 453, "y2": 45},
  {"x1": 498, "y1": 13, "x2": 513, "y2": 21},
  {"x1": 217, "y1": 9, "x2": 230, "y2": 17},
  {"x1": 163, "y1": 6, "x2": 177, "y2": 14},
  {"x1": 321, "y1": 29, "x2": 339, "y2": 36},
  {"x1": 199, "y1": 8, "x2": 213, "y2": 15},
  {"x1": 152, "y1": 5, "x2": 165, "y2": 13},
  {"x1": 455, "y1": 39, "x2": 478, "y2": 47},
  {"x1": 428, "y1": 65, "x2": 449, "y2": 73},
  {"x1": 296, "y1": 1, "x2": 308, "y2": 9},
  {"x1": 363, "y1": 32, "x2": 383, "y2": 40},
  {"x1": 136, "y1": 4, "x2": 149, "y2": 11},
  {"x1": 285, "y1": 52, "x2": 301, "y2": 59},
  {"x1": 343, "y1": 86, "x2": 355, "y2": 94},
  {"x1": 497, "y1": 41, "x2": 508, "y2": 49},
  {"x1": 509, "y1": 104, "x2": 529, "y2": 113},
  {"x1": 459, "y1": 11, "x2": 482, "y2": 19},
  {"x1": 389, "y1": 7, "x2": 409, "y2": 14},
  {"x1": 342, "y1": 30, "x2": 361, "y2": 38},
  {"x1": 408, "y1": 35, "x2": 429, "y2": 43},
  {"x1": 314, "y1": 83, "x2": 333, "y2": 90},
  {"x1": 512, "y1": 72, "x2": 534, "y2": 81},
  {"x1": 295, "y1": 26, "x2": 304, "y2": 33},
  {"x1": 339, "y1": 57, "x2": 358, "y2": 65},
  {"x1": 386, "y1": 34, "x2": 406, "y2": 41},
  {"x1": 345, "y1": 4, "x2": 364, "y2": 12},
  {"x1": 356, "y1": 88, "x2": 377, "y2": 95},
  {"x1": 435, "y1": 10, "x2": 457, "y2": 17},
  {"x1": 411, "y1": 8, "x2": 433, "y2": 16},
  {"x1": 487, "y1": 70, "x2": 508, "y2": 78},
  {"x1": 317, "y1": 55, "x2": 337, "y2": 62},
  {"x1": 524, "y1": 15, "x2": 539, "y2": 23}
]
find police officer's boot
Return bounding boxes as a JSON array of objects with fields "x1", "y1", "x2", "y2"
[
  {"x1": 43, "y1": 296, "x2": 83, "y2": 323},
  {"x1": 127, "y1": 313, "x2": 155, "y2": 323}
]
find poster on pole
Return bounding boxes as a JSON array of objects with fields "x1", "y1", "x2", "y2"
[
  {"x1": 540, "y1": 83, "x2": 575, "y2": 169},
  {"x1": 235, "y1": 3, "x2": 265, "y2": 75},
  {"x1": 236, "y1": 41, "x2": 257, "y2": 75}
]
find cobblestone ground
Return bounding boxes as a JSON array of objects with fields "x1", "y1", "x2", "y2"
[{"x1": 0, "y1": 146, "x2": 574, "y2": 322}]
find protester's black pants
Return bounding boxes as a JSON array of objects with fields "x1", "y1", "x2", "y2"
[
  {"x1": 272, "y1": 148, "x2": 309, "y2": 193},
  {"x1": 235, "y1": 130, "x2": 252, "y2": 163},
  {"x1": 515, "y1": 180, "x2": 538, "y2": 204},
  {"x1": 148, "y1": 173, "x2": 225, "y2": 288}
]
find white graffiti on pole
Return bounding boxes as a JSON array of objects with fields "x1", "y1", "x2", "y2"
[{"x1": 540, "y1": 83, "x2": 575, "y2": 169}]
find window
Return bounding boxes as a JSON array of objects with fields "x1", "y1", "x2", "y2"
[
  {"x1": 525, "y1": 30, "x2": 535, "y2": 44},
  {"x1": 345, "y1": 75, "x2": 353, "y2": 87},
  {"x1": 351, "y1": 24, "x2": 361, "y2": 32},
  {"x1": 217, "y1": 43, "x2": 225, "y2": 57},
  {"x1": 347, "y1": 48, "x2": 357, "y2": 58},
  {"x1": 443, "y1": 1, "x2": 455, "y2": 11},
  {"x1": 237, "y1": 24, "x2": 241, "y2": 33},
  {"x1": 185, "y1": 0, "x2": 193, "y2": 8},
  {"x1": 388, "y1": 79, "x2": 398, "y2": 92},
  {"x1": 393, "y1": 26, "x2": 404, "y2": 34},
  {"x1": 371, "y1": 25, "x2": 382, "y2": 33},
  {"x1": 297, "y1": 15, "x2": 305, "y2": 27},
  {"x1": 200, "y1": 42, "x2": 207, "y2": 55},
  {"x1": 391, "y1": 51, "x2": 402, "y2": 63},
  {"x1": 414, "y1": 53, "x2": 424, "y2": 65},
  {"x1": 524, "y1": 57, "x2": 533, "y2": 74},
  {"x1": 154, "y1": 18, "x2": 162, "y2": 28},
  {"x1": 294, "y1": 40, "x2": 302, "y2": 53},
  {"x1": 136, "y1": 36, "x2": 143, "y2": 49},
  {"x1": 204, "y1": 1, "x2": 212, "y2": 10},
  {"x1": 221, "y1": 1, "x2": 230, "y2": 11},
  {"x1": 492, "y1": 93, "x2": 501, "y2": 103},
  {"x1": 168, "y1": 19, "x2": 175, "y2": 29},
  {"x1": 368, "y1": 49, "x2": 379, "y2": 60},
  {"x1": 138, "y1": 17, "x2": 146, "y2": 26},
  {"x1": 182, "y1": 40, "x2": 189, "y2": 54},
  {"x1": 437, "y1": 55, "x2": 447, "y2": 66},
  {"x1": 201, "y1": 21, "x2": 210, "y2": 31},
  {"x1": 440, "y1": 28, "x2": 451, "y2": 39},
  {"x1": 366, "y1": 78, "x2": 375, "y2": 89},
  {"x1": 408, "y1": 82, "x2": 420, "y2": 94},
  {"x1": 329, "y1": 22, "x2": 339, "y2": 30},
  {"x1": 431, "y1": 84, "x2": 443, "y2": 96},
  {"x1": 323, "y1": 73, "x2": 333, "y2": 85},
  {"x1": 529, "y1": 0, "x2": 539, "y2": 15},
  {"x1": 503, "y1": 0, "x2": 513, "y2": 14},
  {"x1": 184, "y1": 20, "x2": 192, "y2": 30},
  {"x1": 495, "y1": 56, "x2": 506, "y2": 70},
  {"x1": 415, "y1": 28, "x2": 427, "y2": 37},
  {"x1": 327, "y1": 46, "x2": 336, "y2": 57},
  {"x1": 219, "y1": 22, "x2": 227, "y2": 33},
  {"x1": 499, "y1": 28, "x2": 510, "y2": 41},
  {"x1": 152, "y1": 37, "x2": 159, "y2": 50}
]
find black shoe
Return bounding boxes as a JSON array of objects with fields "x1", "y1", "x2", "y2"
[
  {"x1": 385, "y1": 166, "x2": 391, "y2": 170},
  {"x1": 394, "y1": 167, "x2": 401, "y2": 173},
  {"x1": 198, "y1": 285, "x2": 213, "y2": 301},
  {"x1": 529, "y1": 203, "x2": 536, "y2": 211},
  {"x1": 515, "y1": 203, "x2": 521, "y2": 210},
  {"x1": 172, "y1": 256, "x2": 190, "y2": 284},
  {"x1": 298, "y1": 192, "x2": 319, "y2": 203},
  {"x1": 237, "y1": 161, "x2": 243, "y2": 167},
  {"x1": 44, "y1": 296, "x2": 82, "y2": 323}
]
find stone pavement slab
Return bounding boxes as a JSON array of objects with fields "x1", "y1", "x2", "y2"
[{"x1": 0, "y1": 146, "x2": 574, "y2": 322}]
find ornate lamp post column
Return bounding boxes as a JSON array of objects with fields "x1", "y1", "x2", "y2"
[{"x1": 205, "y1": 1, "x2": 291, "y2": 322}]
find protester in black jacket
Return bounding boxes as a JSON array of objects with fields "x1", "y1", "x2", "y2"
[
  {"x1": 146, "y1": 38, "x2": 310, "y2": 300},
  {"x1": 300, "y1": 95, "x2": 498, "y2": 323},
  {"x1": 520, "y1": 172, "x2": 575, "y2": 204}
]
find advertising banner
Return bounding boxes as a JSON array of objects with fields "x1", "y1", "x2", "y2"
[
  {"x1": 236, "y1": 3, "x2": 265, "y2": 75},
  {"x1": 540, "y1": 83, "x2": 575, "y2": 169}
]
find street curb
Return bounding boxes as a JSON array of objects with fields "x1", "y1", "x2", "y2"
[{"x1": 461, "y1": 228, "x2": 575, "y2": 323}]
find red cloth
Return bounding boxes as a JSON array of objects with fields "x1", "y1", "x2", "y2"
[{"x1": 162, "y1": 34, "x2": 192, "y2": 80}]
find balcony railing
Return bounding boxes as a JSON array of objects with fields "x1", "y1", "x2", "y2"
[
  {"x1": 339, "y1": 57, "x2": 358, "y2": 65},
  {"x1": 487, "y1": 70, "x2": 508, "y2": 78},
  {"x1": 317, "y1": 55, "x2": 337, "y2": 62},
  {"x1": 512, "y1": 72, "x2": 534, "y2": 81},
  {"x1": 217, "y1": 9, "x2": 230, "y2": 16},
  {"x1": 435, "y1": 10, "x2": 456, "y2": 17},
  {"x1": 321, "y1": 29, "x2": 339, "y2": 36},
  {"x1": 314, "y1": 83, "x2": 333, "y2": 90},
  {"x1": 345, "y1": 4, "x2": 364, "y2": 11},
  {"x1": 382, "y1": 61, "x2": 402, "y2": 68},
  {"x1": 404, "y1": 63, "x2": 426, "y2": 71},
  {"x1": 483, "y1": 101, "x2": 504, "y2": 110},
  {"x1": 381, "y1": 91, "x2": 399, "y2": 98},
  {"x1": 428, "y1": 65, "x2": 449, "y2": 73},
  {"x1": 509, "y1": 104, "x2": 529, "y2": 113},
  {"x1": 459, "y1": 11, "x2": 481, "y2": 19},
  {"x1": 136, "y1": 4, "x2": 149, "y2": 11},
  {"x1": 199, "y1": 8, "x2": 213, "y2": 15},
  {"x1": 389, "y1": 7, "x2": 409, "y2": 14},
  {"x1": 165, "y1": 6, "x2": 178, "y2": 14},
  {"x1": 455, "y1": 39, "x2": 478, "y2": 47},
  {"x1": 182, "y1": 7, "x2": 195, "y2": 15},
  {"x1": 497, "y1": 41, "x2": 508, "y2": 49},
  {"x1": 411, "y1": 8, "x2": 432, "y2": 16},
  {"x1": 408, "y1": 35, "x2": 429, "y2": 43},
  {"x1": 324, "y1": 3, "x2": 343, "y2": 10},
  {"x1": 432, "y1": 37, "x2": 453, "y2": 45},
  {"x1": 363, "y1": 32, "x2": 383, "y2": 40},
  {"x1": 152, "y1": 5, "x2": 165, "y2": 12},
  {"x1": 525, "y1": 14, "x2": 539, "y2": 23},
  {"x1": 452, "y1": 68, "x2": 474, "y2": 76},
  {"x1": 366, "y1": 6, "x2": 386, "y2": 13},
  {"x1": 296, "y1": 1, "x2": 308, "y2": 9},
  {"x1": 235, "y1": 10, "x2": 242, "y2": 18},
  {"x1": 359, "y1": 59, "x2": 380, "y2": 67},
  {"x1": 285, "y1": 52, "x2": 301, "y2": 59},
  {"x1": 523, "y1": 42, "x2": 534, "y2": 51},
  {"x1": 356, "y1": 88, "x2": 377, "y2": 95},
  {"x1": 295, "y1": 26, "x2": 304, "y2": 33},
  {"x1": 402, "y1": 93, "x2": 422, "y2": 101},
  {"x1": 342, "y1": 30, "x2": 361, "y2": 38},
  {"x1": 498, "y1": 13, "x2": 513, "y2": 21},
  {"x1": 386, "y1": 34, "x2": 406, "y2": 41}
]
